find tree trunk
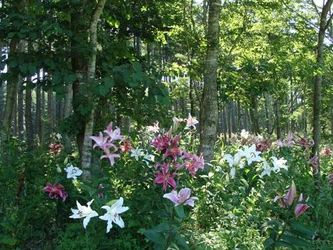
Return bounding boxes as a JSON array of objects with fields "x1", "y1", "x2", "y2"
[
  {"x1": 17, "y1": 80, "x2": 24, "y2": 137},
  {"x1": 199, "y1": 0, "x2": 222, "y2": 166},
  {"x1": 312, "y1": 0, "x2": 333, "y2": 177},
  {"x1": 25, "y1": 79, "x2": 33, "y2": 150},
  {"x1": 275, "y1": 99, "x2": 282, "y2": 139},
  {"x1": 80, "y1": 0, "x2": 106, "y2": 180},
  {"x1": 1, "y1": 39, "x2": 22, "y2": 138},
  {"x1": 47, "y1": 88, "x2": 54, "y2": 135}
]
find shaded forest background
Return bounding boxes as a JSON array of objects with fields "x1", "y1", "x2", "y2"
[{"x1": 1, "y1": 0, "x2": 333, "y2": 167}]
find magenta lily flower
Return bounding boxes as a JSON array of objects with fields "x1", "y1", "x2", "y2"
[
  {"x1": 43, "y1": 183, "x2": 68, "y2": 202},
  {"x1": 153, "y1": 163, "x2": 177, "y2": 191},
  {"x1": 164, "y1": 134, "x2": 182, "y2": 160},
  {"x1": 151, "y1": 134, "x2": 170, "y2": 151},
  {"x1": 163, "y1": 188, "x2": 198, "y2": 207}
]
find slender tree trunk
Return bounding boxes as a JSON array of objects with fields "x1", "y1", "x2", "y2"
[
  {"x1": 63, "y1": 84, "x2": 73, "y2": 151},
  {"x1": 199, "y1": 0, "x2": 221, "y2": 167},
  {"x1": 25, "y1": 79, "x2": 33, "y2": 150},
  {"x1": 47, "y1": 88, "x2": 54, "y2": 135},
  {"x1": 17, "y1": 80, "x2": 24, "y2": 137},
  {"x1": 275, "y1": 99, "x2": 282, "y2": 139},
  {"x1": 312, "y1": 0, "x2": 333, "y2": 178},
  {"x1": 81, "y1": 0, "x2": 106, "y2": 179},
  {"x1": 35, "y1": 74, "x2": 42, "y2": 140},
  {"x1": 2, "y1": 39, "x2": 21, "y2": 138}
]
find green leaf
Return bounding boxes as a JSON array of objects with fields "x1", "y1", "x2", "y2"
[
  {"x1": 142, "y1": 229, "x2": 165, "y2": 245},
  {"x1": 275, "y1": 240, "x2": 295, "y2": 249},
  {"x1": 151, "y1": 222, "x2": 170, "y2": 233},
  {"x1": 263, "y1": 238, "x2": 275, "y2": 248},
  {"x1": 280, "y1": 234, "x2": 311, "y2": 247},
  {"x1": 79, "y1": 183, "x2": 96, "y2": 197},
  {"x1": 0, "y1": 236, "x2": 18, "y2": 246},
  {"x1": 290, "y1": 221, "x2": 316, "y2": 239},
  {"x1": 175, "y1": 234, "x2": 189, "y2": 250},
  {"x1": 175, "y1": 205, "x2": 186, "y2": 219},
  {"x1": 105, "y1": 199, "x2": 118, "y2": 206}
]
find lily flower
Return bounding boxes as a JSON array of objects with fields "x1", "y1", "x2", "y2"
[
  {"x1": 130, "y1": 147, "x2": 144, "y2": 161},
  {"x1": 242, "y1": 144, "x2": 262, "y2": 165},
  {"x1": 182, "y1": 152, "x2": 205, "y2": 176},
  {"x1": 146, "y1": 122, "x2": 160, "y2": 133},
  {"x1": 260, "y1": 160, "x2": 273, "y2": 178},
  {"x1": 274, "y1": 181, "x2": 296, "y2": 208},
  {"x1": 64, "y1": 164, "x2": 83, "y2": 180},
  {"x1": 163, "y1": 188, "x2": 198, "y2": 207},
  {"x1": 100, "y1": 152, "x2": 120, "y2": 166},
  {"x1": 104, "y1": 122, "x2": 124, "y2": 141},
  {"x1": 153, "y1": 163, "x2": 177, "y2": 191},
  {"x1": 185, "y1": 113, "x2": 199, "y2": 129},
  {"x1": 69, "y1": 199, "x2": 99, "y2": 229},
  {"x1": 224, "y1": 151, "x2": 244, "y2": 178},
  {"x1": 43, "y1": 183, "x2": 68, "y2": 202},
  {"x1": 99, "y1": 197, "x2": 129, "y2": 233},
  {"x1": 151, "y1": 134, "x2": 170, "y2": 151},
  {"x1": 164, "y1": 134, "x2": 182, "y2": 160},
  {"x1": 271, "y1": 156, "x2": 288, "y2": 173},
  {"x1": 294, "y1": 193, "x2": 310, "y2": 217},
  {"x1": 90, "y1": 132, "x2": 113, "y2": 150}
]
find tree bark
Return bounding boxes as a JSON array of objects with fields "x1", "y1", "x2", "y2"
[
  {"x1": 312, "y1": 0, "x2": 333, "y2": 177},
  {"x1": 81, "y1": 0, "x2": 106, "y2": 180},
  {"x1": 199, "y1": 0, "x2": 222, "y2": 166},
  {"x1": 25, "y1": 79, "x2": 33, "y2": 150}
]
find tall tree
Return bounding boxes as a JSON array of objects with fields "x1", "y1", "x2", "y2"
[
  {"x1": 199, "y1": 0, "x2": 222, "y2": 165},
  {"x1": 312, "y1": 0, "x2": 333, "y2": 177},
  {"x1": 81, "y1": 0, "x2": 107, "y2": 178}
]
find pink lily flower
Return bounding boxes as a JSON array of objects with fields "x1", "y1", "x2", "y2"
[
  {"x1": 274, "y1": 181, "x2": 296, "y2": 208},
  {"x1": 294, "y1": 193, "x2": 310, "y2": 217},
  {"x1": 163, "y1": 188, "x2": 198, "y2": 207},
  {"x1": 164, "y1": 134, "x2": 182, "y2": 160},
  {"x1": 43, "y1": 183, "x2": 68, "y2": 202},
  {"x1": 153, "y1": 163, "x2": 177, "y2": 191},
  {"x1": 185, "y1": 113, "x2": 199, "y2": 129},
  {"x1": 104, "y1": 122, "x2": 124, "y2": 141},
  {"x1": 101, "y1": 151, "x2": 120, "y2": 166},
  {"x1": 182, "y1": 152, "x2": 205, "y2": 176},
  {"x1": 90, "y1": 132, "x2": 114, "y2": 150},
  {"x1": 151, "y1": 135, "x2": 170, "y2": 151}
]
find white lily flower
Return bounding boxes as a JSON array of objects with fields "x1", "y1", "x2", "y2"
[
  {"x1": 143, "y1": 153, "x2": 155, "y2": 166},
  {"x1": 64, "y1": 164, "x2": 83, "y2": 180},
  {"x1": 271, "y1": 156, "x2": 288, "y2": 173},
  {"x1": 99, "y1": 197, "x2": 129, "y2": 233},
  {"x1": 260, "y1": 160, "x2": 273, "y2": 177},
  {"x1": 130, "y1": 147, "x2": 144, "y2": 161},
  {"x1": 242, "y1": 144, "x2": 262, "y2": 165},
  {"x1": 69, "y1": 199, "x2": 98, "y2": 229}
]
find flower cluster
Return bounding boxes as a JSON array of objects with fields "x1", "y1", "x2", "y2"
[
  {"x1": 43, "y1": 130, "x2": 129, "y2": 233},
  {"x1": 145, "y1": 115, "x2": 202, "y2": 207},
  {"x1": 223, "y1": 143, "x2": 288, "y2": 178},
  {"x1": 69, "y1": 198, "x2": 129, "y2": 233},
  {"x1": 90, "y1": 122, "x2": 124, "y2": 166},
  {"x1": 274, "y1": 181, "x2": 310, "y2": 217},
  {"x1": 43, "y1": 164, "x2": 82, "y2": 201}
]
